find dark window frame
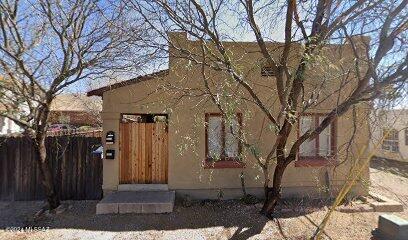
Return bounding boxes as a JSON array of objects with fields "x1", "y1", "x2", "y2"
[
  {"x1": 204, "y1": 113, "x2": 244, "y2": 169},
  {"x1": 120, "y1": 113, "x2": 168, "y2": 123},
  {"x1": 405, "y1": 128, "x2": 408, "y2": 146}
]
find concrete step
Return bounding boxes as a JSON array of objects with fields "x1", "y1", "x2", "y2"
[
  {"x1": 117, "y1": 184, "x2": 169, "y2": 191},
  {"x1": 96, "y1": 191, "x2": 175, "y2": 214}
]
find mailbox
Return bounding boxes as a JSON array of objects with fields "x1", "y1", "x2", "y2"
[
  {"x1": 106, "y1": 131, "x2": 115, "y2": 145},
  {"x1": 105, "y1": 149, "x2": 115, "y2": 159}
]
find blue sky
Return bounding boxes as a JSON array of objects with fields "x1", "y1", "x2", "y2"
[{"x1": 70, "y1": 1, "x2": 406, "y2": 109}]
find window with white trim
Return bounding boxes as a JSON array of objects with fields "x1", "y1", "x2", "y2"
[{"x1": 382, "y1": 129, "x2": 399, "y2": 152}]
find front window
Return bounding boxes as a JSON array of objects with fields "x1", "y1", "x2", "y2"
[
  {"x1": 382, "y1": 129, "x2": 399, "y2": 152},
  {"x1": 299, "y1": 114, "x2": 336, "y2": 160},
  {"x1": 205, "y1": 113, "x2": 243, "y2": 168}
]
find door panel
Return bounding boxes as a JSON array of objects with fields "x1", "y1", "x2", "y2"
[{"x1": 119, "y1": 122, "x2": 168, "y2": 184}]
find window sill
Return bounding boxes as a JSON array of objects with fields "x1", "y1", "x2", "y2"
[
  {"x1": 203, "y1": 159, "x2": 245, "y2": 169},
  {"x1": 295, "y1": 157, "x2": 337, "y2": 167}
]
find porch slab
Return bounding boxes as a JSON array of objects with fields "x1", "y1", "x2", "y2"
[
  {"x1": 369, "y1": 193, "x2": 404, "y2": 212},
  {"x1": 96, "y1": 191, "x2": 175, "y2": 214},
  {"x1": 118, "y1": 184, "x2": 169, "y2": 191}
]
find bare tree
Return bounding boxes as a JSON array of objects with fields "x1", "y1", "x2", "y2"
[
  {"x1": 0, "y1": 0, "x2": 149, "y2": 209},
  {"x1": 128, "y1": 0, "x2": 408, "y2": 217}
]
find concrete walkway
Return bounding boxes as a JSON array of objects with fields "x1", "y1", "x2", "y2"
[{"x1": 96, "y1": 191, "x2": 175, "y2": 214}]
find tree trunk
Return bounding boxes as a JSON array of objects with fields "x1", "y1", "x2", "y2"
[
  {"x1": 35, "y1": 132, "x2": 60, "y2": 210},
  {"x1": 260, "y1": 161, "x2": 287, "y2": 218}
]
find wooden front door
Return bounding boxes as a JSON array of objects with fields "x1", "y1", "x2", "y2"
[{"x1": 119, "y1": 121, "x2": 168, "y2": 184}]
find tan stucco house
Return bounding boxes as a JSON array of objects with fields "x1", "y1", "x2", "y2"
[{"x1": 88, "y1": 32, "x2": 371, "y2": 200}]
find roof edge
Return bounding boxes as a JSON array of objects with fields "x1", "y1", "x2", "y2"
[{"x1": 87, "y1": 69, "x2": 169, "y2": 97}]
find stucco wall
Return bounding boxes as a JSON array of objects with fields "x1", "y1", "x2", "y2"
[{"x1": 99, "y1": 32, "x2": 371, "y2": 199}]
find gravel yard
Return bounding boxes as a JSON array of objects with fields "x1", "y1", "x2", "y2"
[{"x1": 1, "y1": 159, "x2": 407, "y2": 240}]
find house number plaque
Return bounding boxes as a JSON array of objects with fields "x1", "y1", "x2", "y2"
[{"x1": 106, "y1": 131, "x2": 115, "y2": 145}]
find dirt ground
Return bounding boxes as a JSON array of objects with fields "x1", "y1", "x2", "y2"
[{"x1": 1, "y1": 158, "x2": 407, "y2": 240}]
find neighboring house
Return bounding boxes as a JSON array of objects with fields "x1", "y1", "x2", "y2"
[
  {"x1": 88, "y1": 32, "x2": 371, "y2": 199},
  {"x1": 0, "y1": 104, "x2": 22, "y2": 135},
  {"x1": 370, "y1": 109, "x2": 408, "y2": 162},
  {"x1": 49, "y1": 94, "x2": 102, "y2": 127},
  {"x1": 0, "y1": 76, "x2": 23, "y2": 135}
]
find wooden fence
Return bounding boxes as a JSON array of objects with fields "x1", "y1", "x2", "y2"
[
  {"x1": 46, "y1": 128, "x2": 102, "y2": 137},
  {"x1": 0, "y1": 136, "x2": 102, "y2": 201}
]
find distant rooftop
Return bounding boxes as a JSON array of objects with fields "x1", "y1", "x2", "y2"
[{"x1": 51, "y1": 94, "x2": 102, "y2": 112}]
